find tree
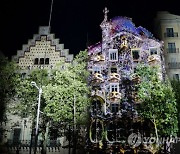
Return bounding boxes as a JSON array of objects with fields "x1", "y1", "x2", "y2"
[
  {"x1": 11, "y1": 68, "x2": 50, "y2": 154},
  {"x1": 135, "y1": 65, "x2": 178, "y2": 146},
  {"x1": 171, "y1": 79, "x2": 180, "y2": 135},
  {"x1": 0, "y1": 57, "x2": 19, "y2": 152},
  {"x1": 13, "y1": 69, "x2": 49, "y2": 117},
  {"x1": 0, "y1": 57, "x2": 19, "y2": 122},
  {"x1": 43, "y1": 50, "x2": 90, "y2": 124},
  {"x1": 43, "y1": 50, "x2": 90, "y2": 154},
  {"x1": 11, "y1": 50, "x2": 90, "y2": 153}
]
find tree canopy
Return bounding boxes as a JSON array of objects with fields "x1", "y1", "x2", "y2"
[
  {"x1": 43, "y1": 50, "x2": 90, "y2": 124},
  {"x1": 0, "y1": 57, "x2": 19, "y2": 121},
  {"x1": 135, "y1": 65, "x2": 178, "y2": 137},
  {"x1": 12, "y1": 50, "x2": 90, "y2": 125}
]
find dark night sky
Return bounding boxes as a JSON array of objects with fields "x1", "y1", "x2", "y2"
[{"x1": 0, "y1": 0, "x2": 180, "y2": 58}]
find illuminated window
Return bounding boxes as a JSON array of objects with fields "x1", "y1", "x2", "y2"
[
  {"x1": 109, "y1": 49, "x2": 118, "y2": 61},
  {"x1": 110, "y1": 83, "x2": 119, "y2": 92}
]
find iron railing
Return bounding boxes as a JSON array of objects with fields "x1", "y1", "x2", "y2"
[
  {"x1": 168, "y1": 62, "x2": 180, "y2": 69},
  {"x1": 164, "y1": 32, "x2": 178, "y2": 37},
  {"x1": 166, "y1": 48, "x2": 179, "y2": 53}
]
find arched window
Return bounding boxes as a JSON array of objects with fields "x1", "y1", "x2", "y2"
[
  {"x1": 45, "y1": 58, "x2": 49, "y2": 64},
  {"x1": 40, "y1": 58, "x2": 44, "y2": 64},
  {"x1": 34, "y1": 58, "x2": 39, "y2": 65}
]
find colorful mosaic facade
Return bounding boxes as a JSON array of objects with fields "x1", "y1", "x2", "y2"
[{"x1": 87, "y1": 8, "x2": 165, "y2": 153}]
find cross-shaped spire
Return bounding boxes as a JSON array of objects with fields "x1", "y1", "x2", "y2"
[{"x1": 103, "y1": 7, "x2": 109, "y2": 22}]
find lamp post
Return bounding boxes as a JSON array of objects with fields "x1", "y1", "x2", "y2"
[
  {"x1": 31, "y1": 81, "x2": 42, "y2": 154},
  {"x1": 73, "y1": 74, "x2": 77, "y2": 154}
]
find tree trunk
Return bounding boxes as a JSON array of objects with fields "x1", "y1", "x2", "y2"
[
  {"x1": 68, "y1": 125, "x2": 71, "y2": 154},
  {"x1": 41, "y1": 122, "x2": 49, "y2": 154},
  {"x1": 153, "y1": 118, "x2": 159, "y2": 146}
]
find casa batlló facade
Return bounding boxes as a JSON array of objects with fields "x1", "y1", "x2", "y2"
[{"x1": 87, "y1": 8, "x2": 165, "y2": 153}]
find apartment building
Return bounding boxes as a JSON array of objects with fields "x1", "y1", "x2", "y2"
[{"x1": 155, "y1": 11, "x2": 180, "y2": 80}]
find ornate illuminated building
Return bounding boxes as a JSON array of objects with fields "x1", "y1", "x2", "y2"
[{"x1": 87, "y1": 8, "x2": 165, "y2": 153}]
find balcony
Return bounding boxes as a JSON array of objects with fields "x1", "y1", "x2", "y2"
[
  {"x1": 108, "y1": 73, "x2": 120, "y2": 82},
  {"x1": 166, "y1": 48, "x2": 179, "y2": 53},
  {"x1": 168, "y1": 62, "x2": 180, "y2": 69},
  {"x1": 91, "y1": 89, "x2": 105, "y2": 101},
  {"x1": 164, "y1": 32, "x2": 178, "y2": 38}
]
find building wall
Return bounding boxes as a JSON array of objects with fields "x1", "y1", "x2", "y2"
[
  {"x1": 155, "y1": 11, "x2": 180, "y2": 80},
  {"x1": 12, "y1": 26, "x2": 73, "y2": 71}
]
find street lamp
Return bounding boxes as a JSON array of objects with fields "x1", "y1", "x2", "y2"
[
  {"x1": 73, "y1": 73, "x2": 76, "y2": 154},
  {"x1": 31, "y1": 81, "x2": 42, "y2": 154}
]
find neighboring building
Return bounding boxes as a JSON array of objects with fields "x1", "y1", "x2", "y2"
[
  {"x1": 12, "y1": 26, "x2": 73, "y2": 73},
  {"x1": 1, "y1": 26, "x2": 74, "y2": 153},
  {"x1": 154, "y1": 11, "x2": 180, "y2": 80},
  {"x1": 87, "y1": 8, "x2": 165, "y2": 153}
]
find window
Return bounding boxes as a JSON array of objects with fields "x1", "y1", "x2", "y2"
[
  {"x1": 45, "y1": 58, "x2": 49, "y2": 64},
  {"x1": 132, "y1": 50, "x2": 140, "y2": 60},
  {"x1": 109, "y1": 49, "x2": 118, "y2": 61},
  {"x1": 49, "y1": 128, "x2": 58, "y2": 140},
  {"x1": 111, "y1": 67, "x2": 117, "y2": 73},
  {"x1": 150, "y1": 48, "x2": 157, "y2": 55},
  {"x1": 111, "y1": 103, "x2": 119, "y2": 113},
  {"x1": 13, "y1": 128, "x2": 21, "y2": 144},
  {"x1": 40, "y1": 58, "x2": 44, "y2": 64},
  {"x1": 110, "y1": 83, "x2": 119, "y2": 92},
  {"x1": 34, "y1": 58, "x2": 39, "y2": 65},
  {"x1": 21, "y1": 73, "x2": 26, "y2": 78},
  {"x1": 93, "y1": 66, "x2": 101, "y2": 74},
  {"x1": 173, "y1": 74, "x2": 179, "y2": 80},
  {"x1": 171, "y1": 57, "x2": 176, "y2": 63},
  {"x1": 168, "y1": 43, "x2": 176, "y2": 53},
  {"x1": 166, "y1": 28, "x2": 174, "y2": 37}
]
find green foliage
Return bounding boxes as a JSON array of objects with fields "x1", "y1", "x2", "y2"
[
  {"x1": 11, "y1": 50, "x2": 90, "y2": 128},
  {"x1": 13, "y1": 50, "x2": 90, "y2": 124},
  {"x1": 0, "y1": 57, "x2": 19, "y2": 121},
  {"x1": 12, "y1": 69, "x2": 49, "y2": 118},
  {"x1": 136, "y1": 65, "x2": 178, "y2": 136},
  {"x1": 43, "y1": 50, "x2": 90, "y2": 125},
  {"x1": 171, "y1": 80, "x2": 180, "y2": 106},
  {"x1": 171, "y1": 79, "x2": 180, "y2": 135}
]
